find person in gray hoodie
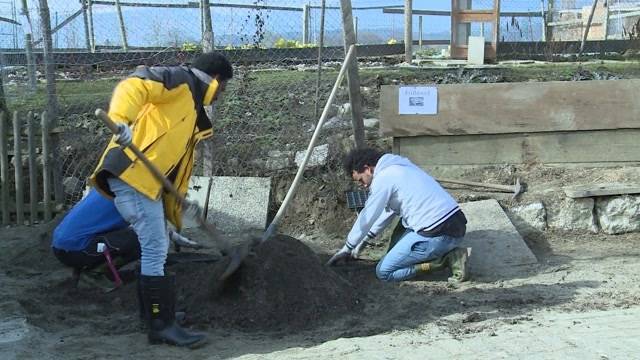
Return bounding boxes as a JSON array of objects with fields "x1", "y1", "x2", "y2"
[{"x1": 327, "y1": 148, "x2": 469, "y2": 282}]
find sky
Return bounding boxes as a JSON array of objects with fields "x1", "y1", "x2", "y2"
[{"x1": 0, "y1": 0, "x2": 623, "y2": 49}]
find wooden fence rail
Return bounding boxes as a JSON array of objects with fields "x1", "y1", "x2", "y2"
[{"x1": 0, "y1": 110, "x2": 58, "y2": 225}]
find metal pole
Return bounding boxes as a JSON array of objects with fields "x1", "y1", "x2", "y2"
[
  {"x1": 541, "y1": 0, "x2": 547, "y2": 42},
  {"x1": 302, "y1": 3, "x2": 310, "y2": 44},
  {"x1": 418, "y1": 15, "x2": 423, "y2": 51},
  {"x1": 404, "y1": 0, "x2": 412, "y2": 63},
  {"x1": 87, "y1": 0, "x2": 95, "y2": 52}
]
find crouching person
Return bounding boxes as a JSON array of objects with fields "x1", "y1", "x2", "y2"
[{"x1": 327, "y1": 148, "x2": 470, "y2": 283}]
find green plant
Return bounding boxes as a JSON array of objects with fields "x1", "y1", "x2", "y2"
[
  {"x1": 387, "y1": 38, "x2": 398, "y2": 45},
  {"x1": 274, "y1": 38, "x2": 317, "y2": 49},
  {"x1": 181, "y1": 42, "x2": 202, "y2": 52}
]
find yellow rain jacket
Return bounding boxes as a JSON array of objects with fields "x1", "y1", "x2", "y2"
[{"x1": 90, "y1": 65, "x2": 220, "y2": 230}]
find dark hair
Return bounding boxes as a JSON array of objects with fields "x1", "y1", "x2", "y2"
[
  {"x1": 192, "y1": 52, "x2": 233, "y2": 81},
  {"x1": 343, "y1": 148, "x2": 384, "y2": 174}
]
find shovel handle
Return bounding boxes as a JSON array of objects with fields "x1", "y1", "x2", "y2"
[{"x1": 95, "y1": 109, "x2": 184, "y2": 202}]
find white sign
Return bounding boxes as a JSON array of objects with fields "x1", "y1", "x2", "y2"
[{"x1": 398, "y1": 86, "x2": 438, "y2": 115}]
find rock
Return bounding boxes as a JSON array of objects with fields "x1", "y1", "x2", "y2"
[
  {"x1": 507, "y1": 202, "x2": 546, "y2": 237},
  {"x1": 547, "y1": 198, "x2": 598, "y2": 233},
  {"x1": 308, "y1": 116, "x2": 347, "y2": 132},
  {"x1": 337, "y1": 103, "x2": 351, "y2": 119},
  {"x1": 363, "y1": 118, "x2": 379, "y2": 129},
  {"x1": 265, "y1": 150, "x2": 293, "y2": 171},
  {"x1": 596, "y1": 195, "x2": 640, "y2": 235},
  {"x1": 295, "y1": 144, "x2": 329, "y2": 169}
]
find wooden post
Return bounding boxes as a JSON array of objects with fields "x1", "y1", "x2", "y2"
[
  {"x1": 27, "y1": 111, "x2": 37, "y2": 224},
  {"x1": 114, "y1": 0, "x2": 129, "y2": 51},
  {"x1": 87, "y1": 0, "x2": 95, "y2": 52},
  {"x1": 354, "y1": 16, "x2": 358, "y2": 43},
  {"x1": 404, "y1": 0, "x2": 412, "y2": 63},
  {"x1": 302, "y1": 3, "x2": 310, "y2": 44},
  {"x1": 339, "y1": 0, "x2": 365, "y2": 149},
  {"x1": 20, "y1": 0, "x2": 37, "y2": 92},
  {"x1": 579, "y1": 0, "x2": 599, "y2": 57},
  {"x1": 201, "y1": 0, "x2": 213, "y2": 52},
  {"x1": 13, "y1": 112, "x2": 24, "y2": 225},
  {"x1": 41, "y1": 111, "x2": 51, "y2": 222},
  {"x1": 541, "y1": 0, "x2": 547, "y2": 42},
  {"x1": 314, "y1": 0, "x2": 326, "y2": 119},
  {"x1": 38, "y1": 0, "x2": 63, "y2": 207},
  {"x1": 546, "y1": 0, "x2": 554, "y2": 41},
  {"x1": 419, "y1": 15, "x2": 423, "y2": 51},
  {"x1": 0, "y1": 112, "x2": 8, "y2": 225},
  {"x1": 81, "y1": 0, "x2": 92, "y2": 50},
  {"x1": 602, "y1": 0, "x2": 609, "y2": 40}
]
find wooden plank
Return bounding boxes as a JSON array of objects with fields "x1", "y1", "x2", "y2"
[
  {"x1": 382, "y1": 7, "x2": 542, "y2": 17},
  {"x1": 27, "y1": 112, "x2": 37, "y2": 225},
  {"x1": 0, "y1": 112, "x2": 8, "y2": 225},
  {"x1": 396, "y1": 129, "x2": 640, "y2": 166},
  {"x1": 380, "y1": 80, "x2": 640, "y2": 137},
  {"x1": 13, "y1": 112, "x2": 24, "y2": 225},
  {"x1": 41, "y1": 111, "x2": 51, "y2": 222},
  {"x1": 564, "y1": 183, "x2": 640, "y2": 198}
]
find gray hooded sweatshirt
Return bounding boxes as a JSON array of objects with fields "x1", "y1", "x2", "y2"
[{"x1": 346, "y1": 154, "x2": 460, "y2": 249}]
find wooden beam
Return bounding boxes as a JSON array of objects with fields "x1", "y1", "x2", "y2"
[
  {"x1": 404, "y1": 0, "x2": 412, "y2": 63},
  {"x1": 579, "y1": 0, "x2": 600, "y2": 57},
  {"x1": 564, "y1": 183, "x2": 640, "y2": 198},
  {"x1": 380, "y1": 80, "x2": 640, "y2": 137},
  {"x1": 92, "y1": 0, "x2": 304, "y2": 11}
]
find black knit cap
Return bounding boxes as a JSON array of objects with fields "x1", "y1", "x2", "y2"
[{"x1": 192, "y1": 52, "x2": 233, "y2": 81}]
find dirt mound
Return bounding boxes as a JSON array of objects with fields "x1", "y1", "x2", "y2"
[{"x1": 174, "y1": 234, "x2": 361, "y2": 332}]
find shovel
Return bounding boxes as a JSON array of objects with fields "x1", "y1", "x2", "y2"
[{"x1": 94, "y1": 109, "x2": 247, "y2": 266}]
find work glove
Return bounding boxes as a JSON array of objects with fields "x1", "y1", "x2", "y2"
[
  {"x1": 168, "y1": 230, "x2": 200, "y2": 248},
  {"x1": 326, "y1": 244, "x2": 353, "y2": 266},
  {"x1": 351, "y1": 238, "x2": 370, "y2": 259},
  {"x1": 114, "y1": 122, "x2": 132, "y2": 147},
  {"x1": 182, "y1": 199, "x2": 204, "y2": 220}
]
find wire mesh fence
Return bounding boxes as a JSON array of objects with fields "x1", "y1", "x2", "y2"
[{"x1": 0, "y1": 0, "x2": 638, "y2": 221}]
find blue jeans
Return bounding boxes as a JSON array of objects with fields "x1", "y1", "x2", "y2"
[
  {"x1": 376, "y1": 229, "x2": 462, "y2": 282},
  {"x1": 107, "y1": 177, "x2": 169, "y2": 276}
]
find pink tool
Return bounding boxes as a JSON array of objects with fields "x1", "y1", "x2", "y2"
[{"x1": 97, "y1": 243, "x2": 123, "y2": 287}]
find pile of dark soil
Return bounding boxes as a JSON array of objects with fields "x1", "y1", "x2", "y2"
[{"x1": 174, "y1": 234, "x2": 361, "y2": 333}]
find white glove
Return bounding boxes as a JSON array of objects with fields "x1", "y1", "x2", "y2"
[
  {"x1": 168, "y1": 230, "x2": 200, "y2": 248},
  {"x1": 114, "y1": 122, "x2": 132, "y2": 147},
  {"x1": 352, "y1": 238, "x2": 370, "y2": 259},
  {"x1": 182, "y1": 199, "x2": 204, "y2": 220},
  {"x1": 326, "y1": 244, "x2": 352, "y2": 266}
]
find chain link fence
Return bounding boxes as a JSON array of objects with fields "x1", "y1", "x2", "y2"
[{"x1": 0, "y1": 0, "x2": 638, "y2": 215}]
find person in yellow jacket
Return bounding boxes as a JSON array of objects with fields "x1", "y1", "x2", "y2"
[{"x1": 90, "y1": 52, "x2": 233, "y2": 348}]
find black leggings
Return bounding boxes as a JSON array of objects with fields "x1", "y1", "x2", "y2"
[{"x1": 52, "y1": 227, "x2": 141, "y2": 271}]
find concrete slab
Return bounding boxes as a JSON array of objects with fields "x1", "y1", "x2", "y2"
[
  {"x1": 459, "y1": 199, "x2": 538, "y2": 277},
  {"x1": 206, "y1": 176, "x2": 271, "y2": 234},
  {"x1": 182, "y1": 176, "x2": 213, "y2": 229},
  {"x1": 467, "y1": 36, "x2": 485, "y2": 65}
]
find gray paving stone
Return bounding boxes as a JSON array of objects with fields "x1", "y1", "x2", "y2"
[
  {"x1": 460, "y1": 199, "x2": 538, "y2": 279},
  {"x1": 206, "y1": 176, "x2": 271, "y2": 234}
]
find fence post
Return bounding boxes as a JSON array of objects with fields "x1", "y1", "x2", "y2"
[
  {"x1": 339, "y1": 0, "x2": 365, "y2": 149},
  {"x1": 27, "y1": 111, "x2": 37, "y2": 224},
  {"x1": 114, "y1": 0, "x2": 129, "y2": 51},
  {"x1": 314, "y1": 0, "x2": 327, "y2": 119},
  {"x1": 87, "y1": 0, "x2": 96, "y2": 52},
  {"x1": 0, "y1": 111, "x2": 8, "y2": 225},
  {"x1": 405, "y1": 0, "x2": 413, "y2": 63},
  {"x1": 579, "y1": 0, "x2": 599, "y2": 57},
  {"x1": 201, "y1": 0, "x2": 214, "y2": 52},
  {"x1": 302, "y1": 3, "x2": 310, "y2": 44},
  {"x1": 81, "y1": 0, "x2": 92, "y2": 51},
  {"x1": 41, "y1": 111, "x2": 51, "y2": 222},
  {"x1": 19, "y1": 0, "x2": 37, "y2": 92},
  {"x1": 13, "y1": 111, "x2": 24, "y2": 225}
]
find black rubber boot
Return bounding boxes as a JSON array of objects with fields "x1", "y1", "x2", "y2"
[
  {"x1": 137, "y1": 277, "x2": 185, "y2": 327},
  {"x1": 139, "y1": 274, "x2": 205, "y2": 347}
]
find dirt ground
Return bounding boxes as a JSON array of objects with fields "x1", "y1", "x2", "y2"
[{"x1": 2, "y1": 208, "x2": 640, "y2": 359}]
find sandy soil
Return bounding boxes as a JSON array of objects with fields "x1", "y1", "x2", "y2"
[{"x1": 2, "y1": 218, "x2": 640, "y2": 359}]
